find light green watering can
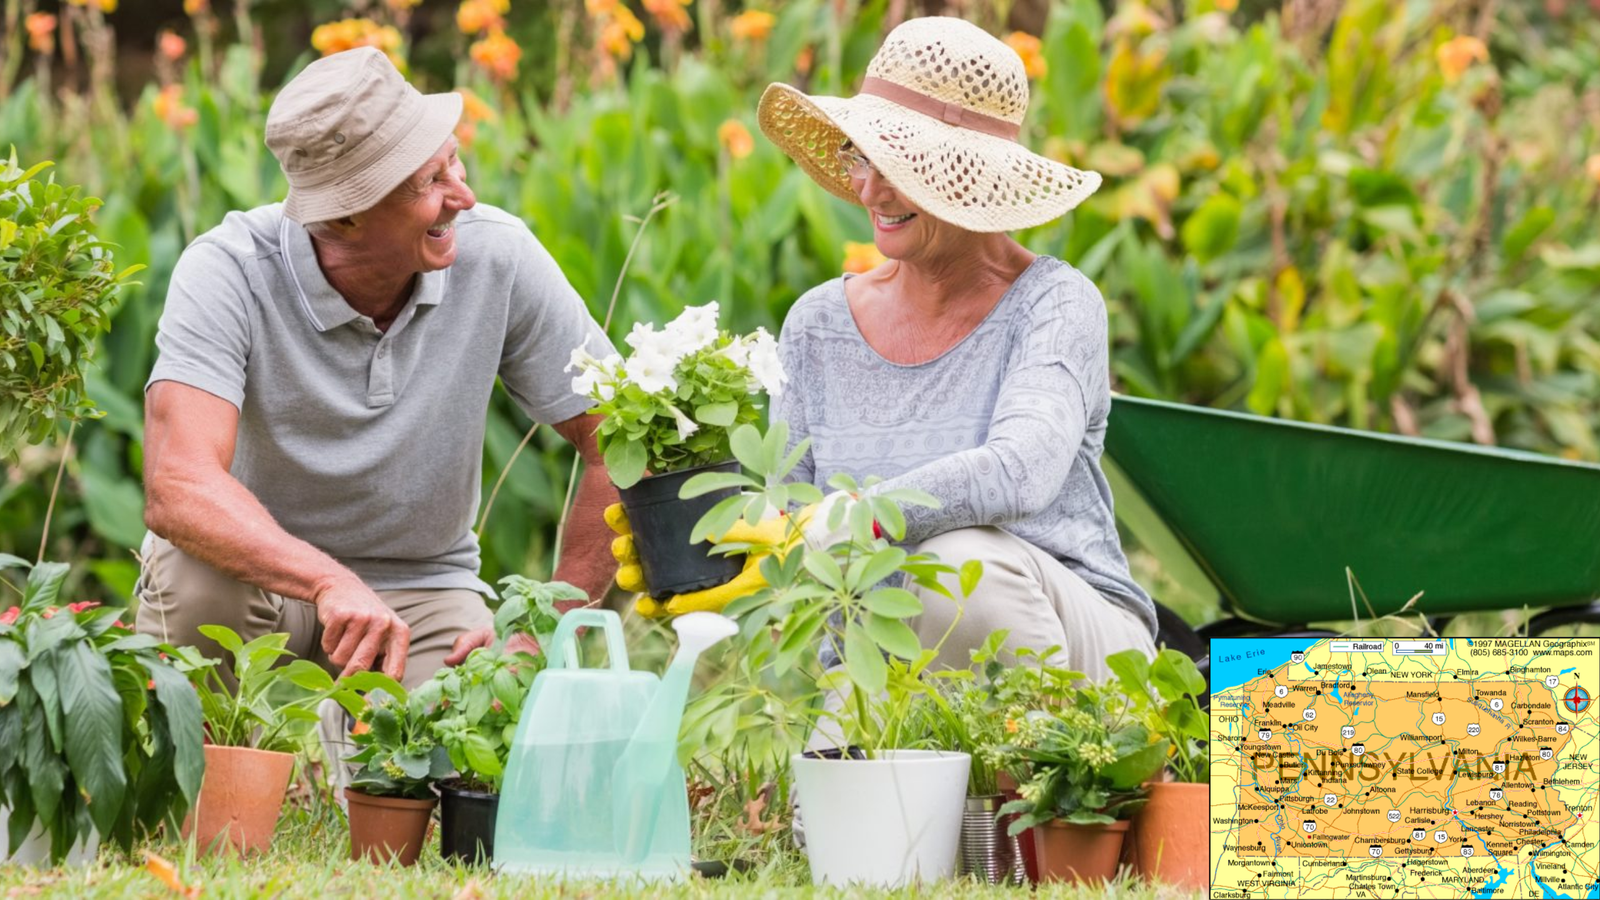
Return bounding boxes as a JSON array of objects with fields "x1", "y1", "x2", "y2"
[{"x1": 493, "y1": 608, "x2": 737, "y2": 880}]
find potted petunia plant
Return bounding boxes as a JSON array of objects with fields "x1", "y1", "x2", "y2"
[
  {"x1": 0, "y1": 557, "x2": 205, "y2": 867},
  {"x1": 568, "y1": 303, "x2": 785, "y2": 598}
]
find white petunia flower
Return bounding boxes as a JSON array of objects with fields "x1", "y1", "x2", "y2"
[
  {"x1": 665, "y1": 302, "x2": 721, "y2": 355},
  {"x1": 718, "y1": 336, "x2": 752, "y2": 368},
  {"x1": 566, "y1": 338, "x2": 601, "y2": 373},
  {"x1": 744, "y1": 327, "x2": 786, "y2": 397},
  {"x1": 665, "y1": 403, "x2": 699, "y2": 440},
  {"x1": 624, "y1": 346, "x2": 679, "y2": 395}
]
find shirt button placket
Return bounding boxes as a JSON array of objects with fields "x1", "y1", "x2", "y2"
[{"x1": 369, "y1": 337, "x2": 394, "y2": 406}]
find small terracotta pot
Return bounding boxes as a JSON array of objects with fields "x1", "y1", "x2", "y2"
[
  {"x1": 1033, "y1": 818, "x2": 1129, "y2": 884},
  {"x1": 183, "y1": 745, "x2": 295, "y2": 856},
  {"x1": 346, "y1": 788, "x2": 436, "y2": 866},
  {"x1": 995, "y1": 771, "x2": 1038, "y2": 884},
  {"x1": 1127, "y1": 780, "x2": 1208, "y2": 889}
]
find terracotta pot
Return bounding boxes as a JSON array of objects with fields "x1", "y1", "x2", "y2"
[
  {"x1": 346, "y1": 788, "x2": 436, "y2": 866},
  {"x1": 1127, "y1": 780, "x2": 1208, "y2": 889},
  {"x1": 183, "y1": 745, "x2": 295, "y2": 855},
  {"x1": 1033, "y1": 818, "x2": 1129, "y2": 884},
  {"x1": 995, "y1": 771, "x2": 1038, "y2": 885}
]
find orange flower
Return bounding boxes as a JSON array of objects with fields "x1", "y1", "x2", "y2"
[
  {"x1": 144, "y1": 852, "x2": 201, "y2": 899},
  {"x1": 457, "y1": 0, "x2": 508, "y2": 36},
  {"x1": 718, "y1": 119, "x2": 754, "y2": 160},
  {"x1": 729, "y1": 10, "x2": 775, "y2": 42},
  {"x1": 642, "y1": 0, "x2": 692, "y2": 34},
  {"x1": 183, "y1": 0, "x2": 209, "y2": 14},
  {"x1": 586, "y1": 0, "x2": 618, "y2": 15},
  {"x1": 159, "y1": 30, "x2": 187, "y2": 61},
  {"x1": 25, "y1": 13, "x2": 55, "y2": 54},
  {"x1": 454, "y1": 88, "x2": 497, "y2": 148},
  {"x1": 1215, "y1": 0, "x2": 1238, "y2": 10},
  {"x1": 1005, "y1": 31, "x2": 1046, "y2": 80},
  {"x1": 1587, "y1": 154, "x2": 1600, "y2": 185},
  {"x1": 795, "y1": 45, "x2": 814, "y2": 75},
  {"x1": 386, "y1": 0, "x2": 423, "y2": 10},
  {"x1": 1437, "y1": 35, "x2": 1488, "y2": 83},
  {"x1": 843, "y1": 241, "x2": 886, "y2": 274},
  {"x1": 311, "y1": 18, "x2": 405, "y2": 68},
  {"x1": 470, "y1": 28, "x2": 521, "y2": 82},
  {"x1": 153, "y1": 83, "x2": 198, "y2": 130}
]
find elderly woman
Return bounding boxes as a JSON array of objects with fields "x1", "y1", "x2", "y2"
[{"x1": 755, "y1": 17, "x2": 1156, "y2": 680}]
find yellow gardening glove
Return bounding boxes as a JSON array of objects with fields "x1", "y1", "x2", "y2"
[{"x1": 605, "y1": 502, "x2": 798, "y2": 618}]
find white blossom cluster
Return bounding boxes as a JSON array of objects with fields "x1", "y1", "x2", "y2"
[{"x1": 566, "y1": 302, "x2": 786, "y2": 400}]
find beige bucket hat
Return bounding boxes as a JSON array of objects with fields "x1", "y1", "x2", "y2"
[
  {"x1": 758, "y1": 17, "x2": 1100, "y2": 233},
  {"x1": 266, "y1": 46, "x2": 463, "y2": 224}
]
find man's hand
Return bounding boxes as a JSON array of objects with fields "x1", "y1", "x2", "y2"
[
  {"x1": 607, "y1": 503, "x2": 792, "y2": 618},
  {"x1": 313, "y1": 577, "x2": 410, "y2": 681},
  {"x1": 443, "y1": 628, "x2": 540, "y2": 665}
]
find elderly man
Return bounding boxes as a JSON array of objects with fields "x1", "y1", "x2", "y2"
[{"x1": 135, "y1": 47, "x2": 617, "y2": 688}]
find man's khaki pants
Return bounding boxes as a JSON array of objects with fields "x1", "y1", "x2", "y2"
[{"x1": 134, "y1": 534, "x2": 493, "y2": 690}]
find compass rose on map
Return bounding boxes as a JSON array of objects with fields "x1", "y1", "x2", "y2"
[{"x1": 1564, "y1": 685, "x2": 1590, "y2": 713}]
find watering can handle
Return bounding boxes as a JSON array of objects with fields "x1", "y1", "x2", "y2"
[{"x1": 548, "y1": 608, "x2": 630, "y2": 672}]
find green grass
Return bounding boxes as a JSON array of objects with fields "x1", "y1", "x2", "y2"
[{"x1": 0, "y1": 791, "x2": 1205, "y2": 899}]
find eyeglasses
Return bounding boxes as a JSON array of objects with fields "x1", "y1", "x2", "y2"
[{"x1": 836, "y1": 141, "x2": 876, "y2": 179}]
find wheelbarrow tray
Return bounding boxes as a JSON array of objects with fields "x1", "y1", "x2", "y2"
[{"x1": 1104, "y1": 395, "x2": 1600, "y2": 624}]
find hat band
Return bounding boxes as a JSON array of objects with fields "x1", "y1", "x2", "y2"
[{"x1": 859, "y1": 77, "x2": 1020, "y2": 141}]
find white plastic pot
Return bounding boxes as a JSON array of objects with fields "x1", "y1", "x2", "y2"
[
  {"x1": 792, "y1": 749, "x2": 970, "y2": 887},
  {"x1": 0, "y1": 808, "x2": 99, "y2": 867}
]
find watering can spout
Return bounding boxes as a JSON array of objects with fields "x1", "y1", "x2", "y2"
[{"x1": 611, "y1": 612, "x2": 738, "y2": 862}]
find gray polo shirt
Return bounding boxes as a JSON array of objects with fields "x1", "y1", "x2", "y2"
[{"x1": 147, "y1": 202, "x2": 612, "y2": 595}]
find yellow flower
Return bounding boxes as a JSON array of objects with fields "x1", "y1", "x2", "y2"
[
  {"x1": 311, "y1": 18, "x2": 405, "y2": 68},
  {"x1": 843, "y1": 241, "x2": 886, "y2": 274},
  {"x1": 25, "y1": 13, "x2": 55, "y2": 54},
  {"x1": 67, "y1": 0, "x2": 118, "y2": 11},
  {"x1": 1005, "y1": 31, "x2": 1046, "y2": 80},
  {"x1": 729, "y1": 10, "x2": 776, "y2": 42},
  {"x1": 183, "y1": 0, "x2": 209, "y2": 15},
  {"x1": 642, "y1": 0, "x2": 692, "y2": 34},
  {"x1": 1005, "y1": 718, "x2": 1020, "y2": 734},
  {"x1": 457, "y1": 0, "x2": 508, "y2": 36},
  {"x1": 1437, "y1": 35, "x2": 1488, "y2": 84},
  {"x1": 718, "y1": 119, "x2": 754, "y2": 160},
  {"x1": 470, "y1": 28, "x2": 522, "y2": 82},
  {"x1": 386, "y1": 0, "x2": 422, "y2": 10},
  {"x1": 158, "y1": 30, "x2": 187, "y2": 62},
  {"x1": 601, "y1": 11, "x2": 645, "y2": 61},
  {"x1": 152, "y1": 84, "x2": 198, "y2": 130},
  {"x1": 1215, "y1": 0, "x2": 1238, "y2": 10},
  {"x1": 1587, "y1": 154, "x2": 1600, "y2": 185},
  {"x1": 586, "y1": 0, "x2": 618, "y2": 15}
]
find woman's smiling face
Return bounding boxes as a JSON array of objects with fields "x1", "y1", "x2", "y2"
[{"x1": 842, "y1": 140, "x2": 974, "y2": 267}]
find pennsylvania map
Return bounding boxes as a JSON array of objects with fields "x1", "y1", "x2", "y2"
[{"x1": 1211, "y1": 638, "x2": 1599, "y2": 898}]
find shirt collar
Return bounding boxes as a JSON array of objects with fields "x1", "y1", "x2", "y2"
[{"x1": 280, "y1": 214, "x2": 444, "y2": 333}]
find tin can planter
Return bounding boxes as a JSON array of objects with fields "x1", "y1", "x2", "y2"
[
  {"x1": 1126, "y1": 780, "x2": 1208, "y2": 889},
  {"x1": 617, "y1": 459, "x2": 745, "y2": 598},
  {"x1": 1034, "y1": 819, "x2": 1129, "y2": 885},
  {"x1": 439, "y1": 779, "x2": 498, "y2": 865},
  {"x1": 346, "y1": 788, "x2": 436, "y2": 866},
  {"x1": 184, "y1": 745, "x2": 295, "y2": 855},
  {"x1": 958, "y1": 794, "x2": 1024, "y2": 884}
]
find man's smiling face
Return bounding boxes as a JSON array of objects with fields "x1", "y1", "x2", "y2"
[{"x1": 358, "y1": 136, "x2": 477, "y2": 273}]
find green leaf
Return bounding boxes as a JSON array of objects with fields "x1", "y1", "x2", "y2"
[
  {"x1": 859, "y1": 587, "x2": 923, "y2": 618},
  {"x1": 604, "y1": 439, "x2": 648, "y2": 489},
  {"x1": 1150, "y1": 648, "x2": 1206, "y2": 699},
  {"x1": 146, "y1": 661, "x2": 206, "y2": 812},
  {"x1": 196, "y1": 624, "x2": 245, "y2": 655},
  {"x1": 846, "y1": 547, "x2": 907, "y2": 592},
  {"x1": 0, "y1": 642, "x2": 24, "y2": 705},
  {"x1": 679, "y1": 470, "x2": 755, "y2": 499},
  {"x1": 1100, "y1": 741, "x2": 1168, "y2": 790},
  {"x1": 1501, "y1": 206, "x2": 1554, "y2": 264},
  {"x1": 693, "y1": 401, "x2": 738, "y2": 427},
  {"x1": 1180, "y1": 193, "x2": 1241, "y2": 264},
  {"x1": 59, "y1": 643, "x2": 127, "y2": 837},
  {"x1": 801, "y1": 550, "x2": 844, "y2": 590},
  {"x1": 863, "y1": 614, "x2": 922, "y2": 660},
  {"x1": 23, "y1": 562, "x2": 69, "y2": 610},
  {"x1": 958, "y1": 560, "x2": 984, "y2": 598},
  {"x1": 1104, "y1": 648, "x2": 1152, "y2": 701},
  {"x1": 728, "y1": 424, "x2": 764, "y2": 471},
  {"x1": 843, "y1": 621, "x2": 887, "y2": 694}
]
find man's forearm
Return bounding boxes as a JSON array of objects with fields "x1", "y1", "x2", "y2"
[
  {"x1": 145, "y1": 466, "x2": 359, "y2": 603},
  {"x1": 552, "y1": 461, "x2": 619, "y2": 606}
]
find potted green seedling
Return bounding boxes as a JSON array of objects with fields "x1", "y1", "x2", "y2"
[
  {"x1": 421, "y1": 575, "x2": 576, "y2": 864},
  {"x1": 1106, "y1": 647, "x2": 1210, "y2": 889},
  {"x1": 997, "y1": 674, "x2": 1168, "y2": 885},
  {"x1": 683, "y1": 422, "x2": 982, "y2": 888},
  {"x1": 341, "y1": 675, "x2": 447, "y2": 867},
  {"x1": 568, "y1": 303, "x2": 784, "y2": 598},
  {"x1": 0, "y1": 558, "x2": 204, "y2": 866},
  {"x1": 167, "y1": 625, "x2": 344, "y2": 855}
]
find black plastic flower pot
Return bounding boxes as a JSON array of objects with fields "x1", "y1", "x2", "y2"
[
  {"x1": 617, "y1": 459, "x2": 745, "y2": 599},
  {"x1": 438, "y1": 779, "x2": 498, "y2": 865}
]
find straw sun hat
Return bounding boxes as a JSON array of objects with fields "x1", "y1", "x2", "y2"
[{"x1": 758, "y1": 17, "x2": 1101, "y2": 233}]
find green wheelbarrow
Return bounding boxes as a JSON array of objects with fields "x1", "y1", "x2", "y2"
[{"x1": 1105, "y1": 395, "x2": 1600, "y2": 654}]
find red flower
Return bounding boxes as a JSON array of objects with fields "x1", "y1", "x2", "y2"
[
  {"x1": 0, "y1": 607, "x2": 19, "y2": 626},
  {"x1": 68, "y1": 600, "x2": 101, "y2": 614},
  {"x1": 41, "y1": 607, "x2": 56, "y2": 619}
]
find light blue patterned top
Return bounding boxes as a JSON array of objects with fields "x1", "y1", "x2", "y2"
[{"x1": 774, "y1": 256, "x2": 1157, "y2": 638}]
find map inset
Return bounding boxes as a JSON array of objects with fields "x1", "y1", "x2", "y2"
[{"x1": 1211, "y1": 638, "x2": 1599, "y2": 898}]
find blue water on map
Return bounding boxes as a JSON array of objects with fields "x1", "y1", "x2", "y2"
[
  {"x1": 1330, "y1": 671, "x2": 1344, "y2": 703},
  {"x1": 1530, "y1": 842, "x2": 1575, "y2": 898},
  {"x1": 1209, "y1": 638, "x2": 1304, "y2": 693},
  {"x1": 1561, "y1": 667, "x2": 1577, "y2": 674},
  {"x1": 1473, "y1": 867, "x2": 1511, "y2": 898}
]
